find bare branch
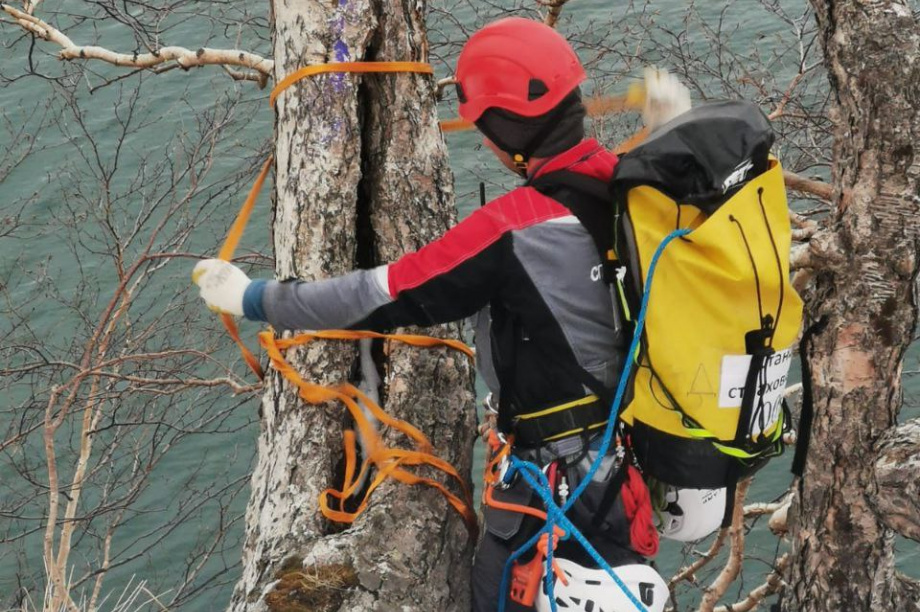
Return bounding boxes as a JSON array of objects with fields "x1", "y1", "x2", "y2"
[
  {"x1": 768, "y1": 494, "x2": 792, "y2": 536},
  {"x1": 88, "y1": 371, "x2": 261, "y2": 396},
  {"x1": 712, "y1": 553, "x2": 790, "y2": 612},
  {"x1": 874, "y1": 418, "x2": 920, "y2": 542},
  {"x1": 790, "y1": 242, "x2": 814, "y2": 272},
  {"x1": 745, "y1": 487, "x2": 794, "y2": 535},
  {"x1": 541, "y1": 0, "x2": 571, "y2": 28},
  {"x1": 669, "y1": 528, "x2": 730, "y2": 590},
  {"x1": 221, "y1": 65, "x2": 269, "y2": 88},
  {"x1": 784, "y1": 170, "x2": 834, "y2": 201},
  {"x1": 436, "y1": 76, "x2": 457, "y2": 100},
  {"x1": 744, "y1": 501, "x2": 784, "y2": 518},
  {"x1": 2, "y1": 5, "x2": 274, "y2": 76},
  {"x1": 698, "y1": 478, "x2": 752, "y2": 612},
  {"x1": 768, "y1": 71, "x2": 806, "y2": 120}
]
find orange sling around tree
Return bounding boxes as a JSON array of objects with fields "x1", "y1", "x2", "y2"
[{"x1": 208, "y1": 60, "x2": 478, "y2": 539}]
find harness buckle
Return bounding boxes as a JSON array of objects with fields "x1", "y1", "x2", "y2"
[{"x1": 495, "y1": 454, "x2": 515, "y2": 489}]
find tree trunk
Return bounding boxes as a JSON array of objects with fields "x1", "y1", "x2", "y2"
[
  {"x1": 786, "y1": 1, "x2": 920, "y2": 610},
  {"x1": 229, "y1": 1, "x2": 476, "y2": 610}
]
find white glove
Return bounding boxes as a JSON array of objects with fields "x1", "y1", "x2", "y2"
[
  {"x1": 192, "y1": 259, "x2": 251, "y2": 316},
  {"x1": 642, "y1": 67, "x2": 692, "y2": 132}
]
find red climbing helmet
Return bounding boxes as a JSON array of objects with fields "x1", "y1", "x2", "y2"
[{"x1": 455, "y1": 17, "x2": 586, "y2": 122}]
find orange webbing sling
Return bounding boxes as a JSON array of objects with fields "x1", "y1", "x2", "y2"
[
  {"x1": 210, "y1": 61, "x2": 478, "y2": 538},
  {"x1": 260, "y1": 329, "x2": 477, "y2": 533},
  {"x1": 217, "y1": 156, "x2": 273, "y2": 380}
]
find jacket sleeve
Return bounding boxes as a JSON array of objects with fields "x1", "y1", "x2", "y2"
[{"x1": 247, "y1": 204, "x2": 510, "y2": 332}]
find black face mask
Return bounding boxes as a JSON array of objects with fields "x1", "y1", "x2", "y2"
[{"x1": 475, "y1": 87, "x2": 586, "y2": 168}]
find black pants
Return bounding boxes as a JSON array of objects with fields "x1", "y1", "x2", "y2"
[{"x1": 471, "y1": 458, "x2": 644, "y2": 612}]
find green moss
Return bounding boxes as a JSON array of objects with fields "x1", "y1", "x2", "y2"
[{"x1": 265, "y1": 562, "x2": 359, "y2": 612}]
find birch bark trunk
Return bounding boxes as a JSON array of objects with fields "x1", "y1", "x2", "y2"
[
  {"x1": 229, "y1": 1, "x2": 476, "y2": 609},
  {"x1": 786, "y1": 1, "x2": 920, "y2": 610}
]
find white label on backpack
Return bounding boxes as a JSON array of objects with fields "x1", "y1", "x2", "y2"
[{"x1": 719, "y1": 349, "x2": 793, "y2": 436}]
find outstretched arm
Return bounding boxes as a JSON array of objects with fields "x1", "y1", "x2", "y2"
[{"x1": 193, "y1": 202, "x2": 510, "y2": 332}]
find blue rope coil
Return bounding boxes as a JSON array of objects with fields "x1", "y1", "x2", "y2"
[{"x1": 496, "y1": 228, "x2": 691, "y2": 612}]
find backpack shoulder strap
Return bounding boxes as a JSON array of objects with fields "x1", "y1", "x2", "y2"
[{"x1": 528, "y1": 170, "x2": 616, "y2": 278}]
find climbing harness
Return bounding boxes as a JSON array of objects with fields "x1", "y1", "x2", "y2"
[
  {"x1": 484, "y1": 230, "x2": 687, "y2": 612},
  {"x1": 511, "y1": 394, "x2": 610, "y2": 447},
  {"x1": 211, "y1": 60, "x2": 479, "y2": 539}
]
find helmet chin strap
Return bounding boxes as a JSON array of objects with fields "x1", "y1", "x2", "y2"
[
  {"x1": 512, "y1": 153, "x2": 529, "y2": 176},
  {"x1": 506, "y1": 95, "x2": 581, "y2": 177}
]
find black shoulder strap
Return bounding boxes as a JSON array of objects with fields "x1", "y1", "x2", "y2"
[
  {"x1": 528, "y1": 170, "x2": 615, "y2": 273},
  {"x1": 791, "y1": 316, "x2": 828, "y2": 478}
]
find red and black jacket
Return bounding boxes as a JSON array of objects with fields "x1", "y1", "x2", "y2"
[{"x1": 246, "y1": 139, "x2": 628, "y2": 446}]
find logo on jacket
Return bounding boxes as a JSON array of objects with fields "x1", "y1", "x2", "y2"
[{"x1": 590, "y1": 264, "x2": 603, "y2": 282}]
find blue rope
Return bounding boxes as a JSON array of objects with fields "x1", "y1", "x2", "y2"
[{"x1": 495, "y1": 229, "x2": 691, "y2": 612}]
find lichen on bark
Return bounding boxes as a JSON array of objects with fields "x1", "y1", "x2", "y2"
[
  {"x1": 229, "y1": 0, "x2": 476, "y2": 610},
  {"x1": 787, "y1": 1, "x2": 920, "y2": 610}
]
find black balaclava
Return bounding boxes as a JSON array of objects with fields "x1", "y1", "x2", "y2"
[{"x1": 475, "y1": 86, "x2": 586, "y2": 172}]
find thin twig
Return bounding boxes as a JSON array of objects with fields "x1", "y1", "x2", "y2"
[{"x1": 669, "y1": 527, "x2": 730, "y2": 589}]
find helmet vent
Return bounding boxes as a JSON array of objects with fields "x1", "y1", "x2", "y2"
[{"x1": 527, "y1": 78, "x2": 549, "y2": 100}]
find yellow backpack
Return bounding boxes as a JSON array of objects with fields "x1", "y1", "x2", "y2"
[
  {"x1": 532, "y1": 101, "x2": 803, "y2": 490},
  {"x1": 611, "y1": 101, "x2": 803, "y2": 489}
]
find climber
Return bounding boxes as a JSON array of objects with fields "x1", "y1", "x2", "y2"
[{"x1": 193, "y1": 17, "x2": 691, "y2": 612}]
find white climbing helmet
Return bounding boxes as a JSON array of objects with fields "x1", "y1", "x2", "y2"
[
  {"x1": 658, "y1": 486, "x2": 726, "y2": 542},
  {"x1": 535, "y1": 558, "x2": 667, "y2": 612}
]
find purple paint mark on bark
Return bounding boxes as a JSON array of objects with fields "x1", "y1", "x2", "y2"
[
  {"x1": 318, "y1": 0, "x2": 352, "y2": 142},
  {"x1": 329, "y1": 0, "x2": 350, "y2": 93}
]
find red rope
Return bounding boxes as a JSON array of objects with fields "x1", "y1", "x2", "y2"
[{"x1": 621, "y1": 464, "x2": 659, "y2": 557}]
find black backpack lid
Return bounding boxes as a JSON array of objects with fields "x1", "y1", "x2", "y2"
[{"x1": 611, "y1": 100, "x2": 775, "y2": 215}]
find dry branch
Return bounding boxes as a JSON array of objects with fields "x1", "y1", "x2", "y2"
[
  {"x1": 874, "y1": 418, "x2": 920, "y2": 542},
  {"x1": 783, "y1": 170, "x2": 834, "y2": 201},
  {"x1": 769, "y1": 497, "x2": 791, "y2": 536},
  {"x1": 744, "y1": 501, "x2": 784, "y2": 517},
  {"x1": 436, "y1": 76, "x2": 457, "y2": 100},
  {"x1": 541, "y1": 0, "x2": 571, "y2": 28},
  {"x1": 698, "y1": 478, "x2": 752, "y2": 612},
  {"x1": 713, "y1": 553, "x2": 790, "y2": 612},
  {"x1": 2, "y1": 4, "x2": 273, "y2": 79},
  {"x1": 745, "y1": 488, "x2": 793, "y2": 536},
  {"x1": 790, "y1": 211, "x2": 819, "y2": 231},
  {"x1": 790, "y1": 243, "x2": 813, "y2": 272},
  {"x1": 669, "y1": 528, "x2": 730, "y2": 590}
]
